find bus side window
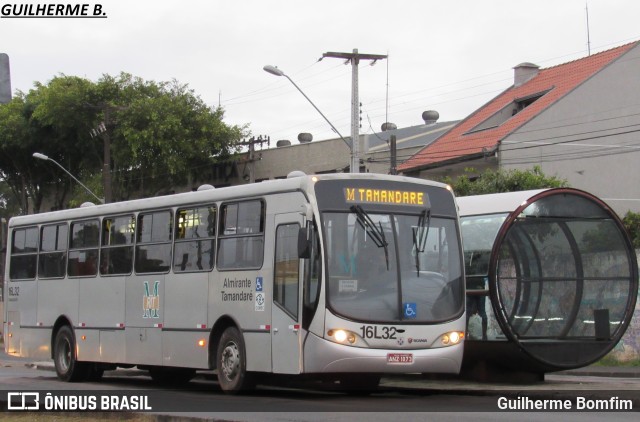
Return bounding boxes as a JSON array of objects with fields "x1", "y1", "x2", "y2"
[
  {"x1": 217, "y1": 200, "x2": 264, "y2": 270},
  {"x1": 135, "y1": 211, "x2": 172, "y2": 274},
  {"x1": 174, "y1": 206, "x2": 216, "y2": 272},
  {"x1": 100, "y1": 215, "x2": 135, "y2": 276},
  {"x1": 68, "y1": 220, "x2": 100, "y2": 277},
  {"x1": 10, "y1": 226, "x2": 38, "y2": 280},
  {"x1": 39, "y1": 223, "x2": 68, "y2": 278}
]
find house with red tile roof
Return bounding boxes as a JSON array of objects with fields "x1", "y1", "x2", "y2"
[{"x1": 399, "y1": 41, "x2": 640, "y2": 216}]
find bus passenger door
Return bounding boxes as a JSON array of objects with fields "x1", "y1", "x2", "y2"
[{"x1": 271, "y1": 214, "x2": 304, "y2": 374}]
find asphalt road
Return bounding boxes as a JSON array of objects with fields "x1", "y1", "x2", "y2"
[{"x1": 1, "y1": 350, "x2": 639, "y2": 421}]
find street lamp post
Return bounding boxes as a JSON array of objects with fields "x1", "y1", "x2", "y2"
[
  {"x1": 32, "y1": 152, "x2": 104, "y2": 204},
  {"x1": 263, "y1": 65, "x2": 355, "y2": 172}
]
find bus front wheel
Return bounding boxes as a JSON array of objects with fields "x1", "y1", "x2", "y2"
[
  {"x1": 53, "y1": 326, "x2": 88, "y2": 382},
  {"x1": 216, "y1": 326, "x2": 253, "y2": 393}
]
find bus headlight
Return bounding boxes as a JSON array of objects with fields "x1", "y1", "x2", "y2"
[
  {"x1": 437, "y1": 331, "x2": 464, "y2": 347},
  {"x1": 327, "y1": 329, "x2": 357, "y2": 345}
]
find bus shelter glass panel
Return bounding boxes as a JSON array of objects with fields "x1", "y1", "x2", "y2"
[
  {"x1": 460, "y1": 214, "x2": 507, "y2": 340},
  {"x1": 324, "y1": 211, "x2": 463, "y2": 323},
  {"x1": 495, "y1": 193, "x2": 635, "y2": 365},
  {"x1": 461, "y1": 214, "x2": 507, "y2": 280},
  {"x1": 566, "y1": 219, "x2": 631, "y2": 339}
]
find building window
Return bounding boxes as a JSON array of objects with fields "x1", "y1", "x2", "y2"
[{"x1": 466, "y1": 90, "x2": 549, "y2": 134}]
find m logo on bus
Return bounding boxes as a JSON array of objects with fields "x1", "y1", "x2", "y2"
[{"x1": 143, "y1": 281, "x2": 160, "y2": 319}]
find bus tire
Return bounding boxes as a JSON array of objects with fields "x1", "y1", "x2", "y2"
[
  {"x1": 216, "y1": 326, "x2": 253, "y2": 393},
  {"x1": 53, "y1": 326, "x2": 88, "y2": 382}
]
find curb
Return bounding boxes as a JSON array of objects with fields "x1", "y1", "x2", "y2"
[{"x1": 555, "y1": 368, "x2": 640, "y2": 378}]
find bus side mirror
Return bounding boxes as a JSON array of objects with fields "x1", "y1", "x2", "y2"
[{"x1": 298, "y1": 225, "x2": 311, "y2": 259}]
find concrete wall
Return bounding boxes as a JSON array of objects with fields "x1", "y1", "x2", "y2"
[
  {"x1": 500, "y1": 43, "x2": 640, "y2": 217},
  {"x1": 252, "y1": 137, "x2": 353, "y2": 179},
  {"x1": 608, "y1": 250, "x2": 640, "y2": 363}
]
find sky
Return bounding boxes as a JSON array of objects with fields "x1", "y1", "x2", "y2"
[{"x1": 2, "y1": 0, "x2": 640, "y2": 146}]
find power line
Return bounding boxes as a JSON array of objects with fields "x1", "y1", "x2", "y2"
[
  {"x1": 226, "y1": 37, "x2": 640, "y2": 146},
  {"x1": 368, "y1": 139, "x2": 640, "y2": 166},
  {"x1": 419, "y1": 126, "x2": 640, "y2": 162},
  {"x1": 223, "y1": 62, "x2": 347, "y2": 106}
]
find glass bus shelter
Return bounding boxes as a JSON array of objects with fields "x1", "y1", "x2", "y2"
[{"x1": 458, "y1": 188, "x2": 638, "y2": 373}]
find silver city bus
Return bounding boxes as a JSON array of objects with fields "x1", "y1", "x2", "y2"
[{"x1": 3, "y1": 172, "x2": 465, "y2": 393}]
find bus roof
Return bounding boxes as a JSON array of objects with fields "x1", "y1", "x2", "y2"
[{"x1": 9, "y1": 173, "x2": 449, "y2": 227}]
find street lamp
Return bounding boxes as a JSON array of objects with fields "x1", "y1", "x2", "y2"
[
  {"x1": 32, "y1": 152, "x2": 104, "y2": 204},
  {"x1": 263, "y1": 65, "x2": 355, "y2": 173}
]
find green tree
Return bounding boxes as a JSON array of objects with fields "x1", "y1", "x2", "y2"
[
  {"x1": 103, "y1": 74, "x2": 243, "y2": 199},
  {"x1": 0, "y1": 92, "x2": 58, "y2": 213},
  {"x1": 442, "y1": 166, "x2": 569, "y2": 197},
  {"x1": 0, "y1": 179, "x2": 20, "y2": 221},
  {"x1": 28, "y1": 75, "x2": 103, "y2": 209},
  {"x1": 622, "y1": 211, "x2": 640, "y2": 249},
  {"x1": 0, "y1": 72, "x2": 246, "y2": 214}
]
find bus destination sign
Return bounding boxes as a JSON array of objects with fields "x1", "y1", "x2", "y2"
[{"x1": 344, "y1": 187, "x2": 429, "y2": 207}]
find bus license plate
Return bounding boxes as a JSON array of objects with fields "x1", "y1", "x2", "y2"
[{"x1": 387, "y1": 353, "x2": 413, "y2": 364}]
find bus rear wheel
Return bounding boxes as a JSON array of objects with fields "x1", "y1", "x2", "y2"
[
  {"x1": 53, "y1": 326, "x2": 89, "y2": 382},
  {"x1": 216, "y1": 326, "x2": 253, "y2": 393}
]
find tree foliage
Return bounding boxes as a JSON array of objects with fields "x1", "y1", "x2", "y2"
[
  {"x1": 442, "y1": 166, "x2": 569, "y2": 197},
  {"x1": 622, "y1": 211, "x2": 640, "y2": 249},
  {"x1": 0, "y1": 179, "x2": 21, "y2": 221},
  {"x1": 0, "y1": 73, "x2": 246, "y2": 213}
]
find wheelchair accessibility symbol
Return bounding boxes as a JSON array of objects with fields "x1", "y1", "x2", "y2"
[{"x1": 404, "y1": 302, "x2": 417, "y2": 319}]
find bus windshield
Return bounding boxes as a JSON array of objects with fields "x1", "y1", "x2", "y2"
[{"x1": 323, "y1": 210, "x2": 463, "y2": 323}]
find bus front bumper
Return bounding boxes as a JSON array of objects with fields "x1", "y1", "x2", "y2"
[{"x1": 303, "y1": 333, "x2": 463, "y2": 374}]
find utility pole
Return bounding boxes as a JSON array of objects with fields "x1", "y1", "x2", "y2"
[
  {"x1": 322, "y1": 49, "x2": 387, "y2": 173},
  {"x1": 389, "y1": 134, "x2": 397, "y2": 175},
  {"x1": 585, "y1": 2, "x2": 591, "y2": 56},
  {"x1": 239, "y1": 136, "x2": 270, "y2": 183},
  {"x1": 0, "y1": 53, "x2": 11, "y2": 104},
  {"x1": 102, "y1": 106, "x2": 113, "y2": 203},
  {"x1": 89, "y1": 103, "x2": 122, "y2": 203}
]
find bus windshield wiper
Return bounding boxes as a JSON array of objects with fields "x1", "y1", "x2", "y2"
[
  {"x1": 412, "y1": 208, "x2": 431, "y2": 276},
  {"x1": 350, "y1": 205, "x2": 389, "y2": 270},
  {"x1": 377, "y1": 220, "x2": 389, "y2": 271}
]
